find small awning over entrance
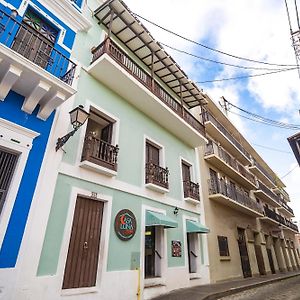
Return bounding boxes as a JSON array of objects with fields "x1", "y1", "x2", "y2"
[
  {"x1": 186, "y1": 220, "x2": 209, "y2": 233},
  {"x1": 146, "y1": 211, "x2": 178, "y2": 228}
]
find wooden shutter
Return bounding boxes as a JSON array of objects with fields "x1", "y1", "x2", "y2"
[
  {"x1": 182, "y1": 162, "x2": 191, "y2": 182},
  {"x1": 0, "y1": 148, "x2": 18, "y2": 215},
  {"x1": 146, "y1": 142, "x2": 159, "y2": 165},
  {"x1": 100, "y1": 123, "x2": 113, "y2": 143},
  {"x1": 62, "y1": 197, "x2": 104, "y2": 289}
]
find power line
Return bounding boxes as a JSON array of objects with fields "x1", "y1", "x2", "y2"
[
  {"x1": 160, "y1": 42, "x2": 287, "y2": 71},
  {"x1": 252, "y1": 143, "x2": 293, "y2": 154},
  {"x1": 195, "y1": 67, "x2": 298, "y2": 84},
  {"x1": 134, "y1": 12, "x2": 298, "y2": 68},
  {"x1": 280, "y1": 165, "x2": 299, "y2": 178}
]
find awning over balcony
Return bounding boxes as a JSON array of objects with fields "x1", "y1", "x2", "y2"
[
  {"x1": 186, "y1": 220, "x2": 209, "y2": 233},
  {"x1": 94, "y1": 0, "x2": 207, "y2": 109},
  {"x1": 146, "y1": 211, "x2": 178, "y2": 228}
]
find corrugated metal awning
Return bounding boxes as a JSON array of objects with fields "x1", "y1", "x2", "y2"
[{"x1": 94, "y1": 0, "x2": 207, "y2": 109}]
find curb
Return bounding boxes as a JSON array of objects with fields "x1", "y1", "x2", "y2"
[{"x1": 202, "y1": 273, "x2": 300, "y2": 300}]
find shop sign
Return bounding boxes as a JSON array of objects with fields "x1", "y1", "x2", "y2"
[
  {"x1": 114, "y1": 209, "x2": 137, "y2": 241},
  {"x1": 171, "y1": 240, "x2": 182, "y2": 257}
]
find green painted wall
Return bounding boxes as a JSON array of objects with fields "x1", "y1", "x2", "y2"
[{"x1": 37, "y1": 175, "x2": 202, "y2": 275}]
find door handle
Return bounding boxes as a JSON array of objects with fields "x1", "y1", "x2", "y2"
[{"x1": 83, "y1": 241, "x2": 88, "y2": 249}]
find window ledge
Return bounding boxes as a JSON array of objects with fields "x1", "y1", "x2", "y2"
[
  {"x1": 145, "y1": 183, "x2": 169, "y2": 194},
  {"x1": 219, "y1": 256, "x2": 231, "y2": 261},
  {"x1": 144, "y1": 277, "x2": 166, "y2": 288},
  {"x1": 79, "y1": 160, "x2": 117, "y2": 177},
  {"x1": 184, "y1": 197, "x2": 200, "y2": 205},
  {"x1": 61, "y1": 286, "x2": 98, "y2": 296}
]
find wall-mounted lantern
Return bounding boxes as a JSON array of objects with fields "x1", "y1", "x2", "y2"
[{"x1": 56, "y1": 105, "x2": 90, "y2": 152}]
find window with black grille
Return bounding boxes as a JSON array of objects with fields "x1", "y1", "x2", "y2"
[
  {"x1": 0, "y1": 148, "x2": 19, "y2": 216},
  {"x1": 217, "y1": 235, "x2": 230, "y2": 256}
]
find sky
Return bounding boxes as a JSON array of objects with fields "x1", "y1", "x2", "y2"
[{"x1": 124, "y1": 0, "x2": 300, "y2": 221}]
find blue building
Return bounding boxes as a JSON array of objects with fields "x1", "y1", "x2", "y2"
[{"x1": 0, "y1": 0, "x2": 90, "y2": 297}]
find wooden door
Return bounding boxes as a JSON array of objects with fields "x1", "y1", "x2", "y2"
[
  {"x1": 237, "y1": 228, "x2": 252, "y2": 278},
  {"x1": 146, "y1": 142, "x2": 159, "y2": 165},
  {"x1": 182, "y1": 162, "x2": 191, "y2": 182},
  {"x1": 254, "y1": 244, "x2": 266, "y2": 275},
  {"x1": 62, "y1": 197, "x2": 104, "y2": 289},
  {"x1": 267, "y1": 248, "x2": 276, "y2": 274}
]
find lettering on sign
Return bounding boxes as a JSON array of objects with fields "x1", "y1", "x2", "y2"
[{"x1": 114, "y1": 209, "x2": 137, "y2": 241}]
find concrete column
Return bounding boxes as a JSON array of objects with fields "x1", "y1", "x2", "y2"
[
  {"x1": 273, "y1": 238, "x2": 287, "y2": 272},
  {"x1": 288, "y1": 246, "x2": 297, "y2": 271},
  {"x1": 292, "y1": 247, "x2": 300, "y2": 268}
]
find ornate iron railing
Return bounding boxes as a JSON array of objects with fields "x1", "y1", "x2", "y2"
[
  {"x1": 183, "y1": 180, "x2": 200, "y2": 201},
  {"x1": 145, "y1": 162, "x2": 169, "y2": 189},
  {"x1": 208, "y1": 177, "x2": 263, "y2": 214},
  {"x1": 91, "y1": 38, "x2": 205, "y2": 136},
  {"x1": 81, "y1": 134, "x2": 119, "y2": 171},
  {"x1": 202, "y1": 111, "x2": 251, "y2": 160},
  {"x1": 0, "y1": 9, "x2": 76, "y2": 85},
  {"x1": 205, "y1": 141, "x2": 256, "y2": 186}
]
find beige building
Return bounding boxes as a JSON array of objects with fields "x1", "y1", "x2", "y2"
[{"x1": 197, "y1": 96, "x2": 300, "y2": 283}]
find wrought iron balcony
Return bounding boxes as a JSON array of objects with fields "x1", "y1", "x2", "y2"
[
  {"x1": 91, "y1": 38, "x2": 205, "y2": 137},
  {"x1": 0, "y1": 10, "x2": 76, "y2": 86},
  {"x1": 263, "y1": 206, "x2": 298, "y2": 232},
  {"x1": 249, "y1": 159, "x2": 277, "y2": 187},
  {"x1": 145, "y1": 162, "x2": 169, "y2": 190},
  {"x1": 208, "y1": 178, "x2": 263, "y2": 215},
  {"x1": 256, "y1": 181, "x2": 282, "y2": 206},
  {"x1": 183, "y1": 180, "x2": 200, "y2": 201},
  {"x1": 205, "y1": 141, "x2": 257, "y2": 189},
  {"x1": 81, "y1": 133, "x2": 119, "y2": 171},
  {"x1": 203, "y1": 111, "x2": 251, "y2": 162},
  {"x1": 278, "y1": 199, "x2": 294, "y2": 216}
]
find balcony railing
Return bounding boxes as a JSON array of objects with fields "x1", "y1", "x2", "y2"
[
  {"x1": 0, "y1": 10, "x2": 76, "y2": 85},
  {"x1": 91, "y1": 38, "x2": 205, "y2": 136},
  {"x1": 205, "y1": 141, "x2": 256, "y2": 186},
  {"x1": 258, "y1": 181, "x2": 281, "y2": 205},
  {"x1": 203, "y1": 111, "x2": 251, "y2": 160},
  {"x1": 145, "y1": 162, "x2": 169, "y2": 189},
  {"x1": 264, "y1": 206, "x2": 298, "y2": 232},
  {"x1": 251, "y1": 159, "x2": 276, "y2": 185},
  {"x1": 208, "y1": 177, "x2": 263, "y2": 214},
  {"x1": 183, "y1": 180, "x2": 200, "y2": 201},
  {"x1": 81, "y1": 134, "x2": 119, "y2": 171},
  {"x1": 278, "y1": 199, "x2": 294, "y2": 215}
]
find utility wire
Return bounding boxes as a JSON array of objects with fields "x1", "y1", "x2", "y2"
[
  {"x1": 280, "y1": 164, "x2": 299, "y2": 178},
  {"x1": 195, "y1": 67, "x2": 298, "y2": 84},
  {"x1": 225, "y1": 99, "x2": 300, "y2": 129},
  {"x1": 134, "y1": 12, "x2": 298, "y2": 67},
  {"x1": 252, "y1": 143, "x2": 293, "y2": 154},
  {"x1": 161, "y1": 42, "x2": 289, "y2": 71}
]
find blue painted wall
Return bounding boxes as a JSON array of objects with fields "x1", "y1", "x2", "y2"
[{"x1": 0, "y1": 92, "x2": 54, "y2": 268}]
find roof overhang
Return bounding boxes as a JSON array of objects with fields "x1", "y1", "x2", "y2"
[
  {"x1": 94, "y1": 0, "x2": 207, "y2": 109},
  {"x1": 288, "y1": 132, "x2": 300, "y2": 166}
]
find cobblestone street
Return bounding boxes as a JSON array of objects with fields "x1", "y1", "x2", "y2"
[{"x1": 219, "y1": 276, "x2": 300, "y2": 300}]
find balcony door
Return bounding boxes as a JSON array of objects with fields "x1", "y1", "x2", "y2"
[
  {"x1": 146, "y1": 142, "x2": 160, "y2": 165},
  {"x1": 11, "y1": 9, "x2": 58, "y2": 69}
]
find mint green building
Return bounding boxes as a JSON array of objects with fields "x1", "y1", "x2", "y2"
[{"x1": 14, "y1": 1, "x2": 210, "y2": 299}]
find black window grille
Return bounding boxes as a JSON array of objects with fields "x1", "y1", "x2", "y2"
[
  {"x1": 0, "y1": 148, "x2": 19, "y2": 215},
  {"x1": 218, "y1": 235, "x2": 230, "y2": 256}
]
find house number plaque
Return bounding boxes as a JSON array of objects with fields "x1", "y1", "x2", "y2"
[{"x1": 114, "y1": 209, "x2": 137, "y2": 241}]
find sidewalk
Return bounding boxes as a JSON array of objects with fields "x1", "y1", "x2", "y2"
[{"x1": 151, "y1": 271, "x2": 300, "y2": 300}]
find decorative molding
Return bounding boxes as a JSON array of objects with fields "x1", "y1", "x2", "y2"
[{"x1": 38, "y1": 0, "x2": 92, "y2": 32}]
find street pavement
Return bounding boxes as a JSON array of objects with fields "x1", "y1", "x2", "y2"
[
  {"x1": 219, "y1": 276, "x2": 300, "y2": 300},
  {"x1": 151, "y1": 271, "x2": 300, "y2": 300}
]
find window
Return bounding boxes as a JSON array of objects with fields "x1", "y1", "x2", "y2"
[
  {"x1": 0, "y1": 148, "x2": 19, "y2": 216},
  {"x1": 12, "y1": 9, "x2": 58, "y2": 69},
  {"x1": 81, "y1": 108, "x2": 118, "y2": 171},
  {"x1": 218, "y1": 236, "x2": 230, "y2": 256},
  {"x1": 182, "y1": 161, "x2": 199, "y2": 202},
  {"x1": 187, "y1": 233, "x2": 198, "y2": 273},
  {"x1": 145, "y1": 140, "x2": 169, "y2": 190}
]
